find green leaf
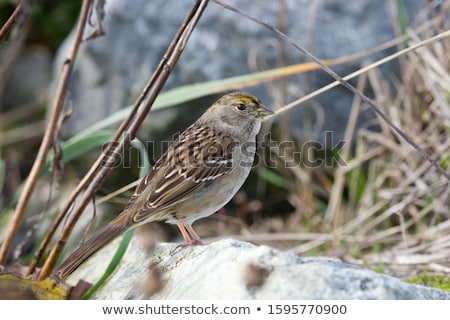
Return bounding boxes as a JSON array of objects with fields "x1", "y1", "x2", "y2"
[
  {"x1": 77, "y1": 62, "x2": 321, "y2": 137},
  {"x1": 440, "y1": 155, "x2": 449, "y2": 170},
  {"x1": 257, "y1": 167, "x2": 290, "y2": 191},
  {"x1": 395, "y1": 0, "x2": 409, "y2": 47},
  {"x1": 130, "y1": 138, "x2": 151, "y2": 178}
]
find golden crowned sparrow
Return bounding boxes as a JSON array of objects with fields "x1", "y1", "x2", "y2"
[{"x1": 55, "y1": 92, "x2": 273, "y2": 279}]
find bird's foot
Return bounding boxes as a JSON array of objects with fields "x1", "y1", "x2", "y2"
[{"x1": 175, "y1": 239, "x2": 204, "y2": 250}]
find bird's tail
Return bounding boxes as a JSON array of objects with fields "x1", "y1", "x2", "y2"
[{"x1": 54, "y1": 222, "x2": 128, "y2": 280}]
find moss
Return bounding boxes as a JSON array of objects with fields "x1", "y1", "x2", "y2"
[{"x1": 406, "y1": 272, "x2": 450, "y2": 292}]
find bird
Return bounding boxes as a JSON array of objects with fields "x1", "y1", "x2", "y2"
[{"x1": 54, "y1": 92, "x2": 273, "y2": 279}]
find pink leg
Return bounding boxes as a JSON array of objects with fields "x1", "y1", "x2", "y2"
[
  {"x1": 185, "y1": 224, "x2": 203, "y2": 245},
  {"x1": 176, "y1": 223, "x2": 192, "y2": 243},
  {"x1": 175, "y1": 221, "x2": 203, "y2": 248},
  {"x1": 217, "y1": 207, "x2": 226, "y2": 235}
]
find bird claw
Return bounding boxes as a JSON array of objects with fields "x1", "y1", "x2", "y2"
[{"x1": 175, "y1": 239, "x2": 204, "y2": 250}]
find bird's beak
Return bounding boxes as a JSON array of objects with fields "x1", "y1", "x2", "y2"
[{"x1": 255, "y1": 103, "x2": 274, "y2": 117}]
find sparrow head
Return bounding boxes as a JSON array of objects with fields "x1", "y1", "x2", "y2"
[{"x1": 203, "y1": 92, "x2": 274, "y2": 139}]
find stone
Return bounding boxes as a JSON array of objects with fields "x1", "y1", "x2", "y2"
[
  {"x1": 66, "y1": 237, "x2": 450, "y2": 299},
  {"x1": 1, "y1": 45, "x2": 52, "y2": 110}
]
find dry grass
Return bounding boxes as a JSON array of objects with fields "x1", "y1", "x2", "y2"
[{"x1": 219, "y1": 6, "x2": 450, "y2": 279}]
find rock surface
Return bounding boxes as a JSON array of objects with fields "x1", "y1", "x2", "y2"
[
  {"x1": 51, "y1": 0, "x2": 425, "y2": 143},
  {"x1": 1, "y1": 46, "x2": 52, "y2": 110},
  {"x1": 67, "y1": 237, "x2": 450, "y2": 299}
]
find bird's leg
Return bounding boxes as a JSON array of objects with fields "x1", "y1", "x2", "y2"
[
  {"x1": 185, "y1": 224, "x2": 203, "y2": 245},
  {"x1": 176, "y1": 223, "x2": 192, "y2": 243},
  {"x1": 175, "y1": 221, "x2": 203, "y2": 248},
  {"x1": 217, "y1": 207, "x2": 226, "y2": 235}
]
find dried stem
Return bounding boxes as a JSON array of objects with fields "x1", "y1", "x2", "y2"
[
  {"x1": 324, "y1": 70, "x2": 368, "y2": 227},
  {"x1": 0, "y1": 1, "x2": 26, "y2": 41},
  {"x1": 0, "y1": 0, "x2": 93, "y2": 266},
  {"x1": 0, "y1": 1, "x2": 31, "y2": 102},
  {"x1": 37, "y1": 0, "x2": 210, "y2": 280},
  {"x1": 276, "y1": 0, "x2": 290, "y2": 143}
]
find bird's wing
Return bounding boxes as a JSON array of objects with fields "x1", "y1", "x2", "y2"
[{"x1": 126, "y1": 125, "x2": 238, "y2": 223}]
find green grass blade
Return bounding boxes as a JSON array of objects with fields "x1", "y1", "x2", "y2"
[
  {"x1": 77, "y1": 62, "x2": 321, "y2": 137},
  {"x1": 130, "y1": 138, "x2": 151, "y2": 178},
  {"x1": 257, "y1": 167, "x2": 290, "y2": 191},
  {"x1": 395, "y1": 0, "x2": 409, "y2": 47},
  {"x1": 81, "y1": 228, "x2": 134, "y2": 300}
]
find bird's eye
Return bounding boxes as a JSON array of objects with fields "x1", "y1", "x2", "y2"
[{"x1": 236, "y1": 103, "x2": 246, "y2": 111}]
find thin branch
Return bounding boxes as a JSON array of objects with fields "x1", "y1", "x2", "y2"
[
  {"x1": 37, "y1": 0, "x2": 210, "y2": 280},
  {"x1": 213, "y1": 0, "x2": 450, "y2": 182},
  {"x1": 0, "y1": 1, "x2": 31, "y2": 101},
  {"x1": 0, "y1": 1, "x2": 26, "y2": 41},
  {"x1": 0, "y1": 0, "x2": 93, "y2": 266}
]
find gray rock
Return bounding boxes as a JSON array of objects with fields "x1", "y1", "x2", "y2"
[
  {"x1": 51, "y1": 0, "x2": 425, "y2": 143},
  {"x1": 1, "y1": 46, "x2": 52, "y2": 110},
  {"x1": 67, "y1": 237, "x2": 450, "y2": 299}
]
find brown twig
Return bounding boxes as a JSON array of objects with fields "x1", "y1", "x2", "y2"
[
  {"x1": 0, "y1": 1, "x2": 25, "y2": 41},
  {"x1": 276, "y1": 0, "x2": 290, "y2": 143},
  {"x1": 212, "y1": 0, "x2": 450, "y2": 182},
  {"x1": 36, "y1": 0, "x2": 210, "y2": 280},
  {"x1": 0, "y1": 1, "x2": 31, "y2": 103},
  {"x1": 0, "y1": 0, "x2": 93, "y2": 266}
]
